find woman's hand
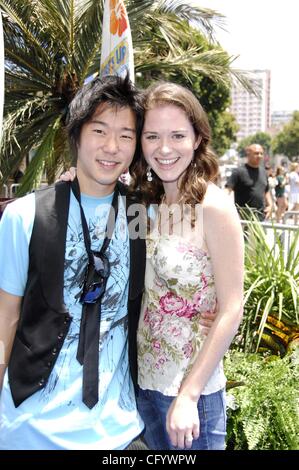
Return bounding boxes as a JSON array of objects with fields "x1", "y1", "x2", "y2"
[
  {"x1": 166, "y1": 395, "x2": 200, "y2": 449},
  {"x1": 59, "y1": 167, "x2": 77, "y2": 182}
]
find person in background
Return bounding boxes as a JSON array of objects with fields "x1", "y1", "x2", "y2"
[
  {"x1": 288, "y1": 162, "x2": 299, "y2": 213},
  {"x1": 265, "y1": 166, "x2": 277, "y2": 216},
  {"x1": 130, "y1": 82, "x2": 244, "y2": 450},
  {"x1": 275, "y1": 167, "x2": 288, "y2": 223},
  {"x1": 225, "y1": 144, "x2": 273, "y2": 220}
]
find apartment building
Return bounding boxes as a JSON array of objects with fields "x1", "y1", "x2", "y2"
[{"x1": 230, "y1": 69, "x2": 271, "y2": 141}]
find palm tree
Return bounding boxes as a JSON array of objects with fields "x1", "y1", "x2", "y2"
[{"x1": 0, "y1": 0, "x2": 241, "y2": 194}]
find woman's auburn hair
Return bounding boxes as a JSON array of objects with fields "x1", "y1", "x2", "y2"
[{"x1": 129, "y1": 81, "x2": 219, "y2": 206}]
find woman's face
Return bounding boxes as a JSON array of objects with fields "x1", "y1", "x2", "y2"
[{"x1": 141, "y1": 104, "x2": 201, "y2": 185}]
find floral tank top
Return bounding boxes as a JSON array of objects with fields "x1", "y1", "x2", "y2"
[{"x1": 137, "y1": 228, "x2": 226, "y2": 396}]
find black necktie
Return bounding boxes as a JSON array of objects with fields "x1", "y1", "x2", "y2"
[
  {"x1": 76, "y1": 302, "x2": 101, "y2": 408},
  {"x1": 71, "y1": 178, "x2": 118, "y2": 409}
]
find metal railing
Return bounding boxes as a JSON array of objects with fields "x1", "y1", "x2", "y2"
[
  {"x1": 283, "y1": 211, "x2": 299, "y2": 225},
  {"x1": 241, "y1": 219, "x2": 299, "y2": 263}
]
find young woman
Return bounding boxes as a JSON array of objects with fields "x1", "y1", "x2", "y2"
[{"x1": 129, "y1": 82, "x2": 244, "y2": 451}]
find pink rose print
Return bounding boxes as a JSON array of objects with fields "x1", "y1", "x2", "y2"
[
  {"x1": 159, "y1": 292, "x2": 197, "y2": 319},
  {"x1": 149, "y1": 313, "x2": 163, "y2": 333},
  {"x1": 201, "y1": 273, "x2": 208, "y2": 289},
  {"x1": 170, "y1": 326, "x2": 181, "y2": 337},
  {"x1": 193, "y1": 292, "x2": 201, "y2": 305},
  {"x1": 177, "y1": 243, "x2": 188, "y2": 253},
  {"x1": 182, "y1": 341, "x2": 193, "y2": 359},
  {"x1": 144, "y1": 308, "x2": 150, "y2": 324},
  {"x1": 152, "y1": 340, "x2": 161, "y2": 351},
  {"x1": 154, "y1": 354, "x2": 167, "y2": 369}
]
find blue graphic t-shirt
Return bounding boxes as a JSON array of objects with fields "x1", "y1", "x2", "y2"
[{"x1": 0, "y1": 190, "x2": 143, "y2": 450}]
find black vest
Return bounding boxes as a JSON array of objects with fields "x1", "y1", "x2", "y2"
[{"x1": 8, "y1": 181, "x2": 146, "y2": 407}]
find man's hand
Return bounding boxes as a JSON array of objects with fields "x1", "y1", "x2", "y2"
[
  {"x1": 58, "y1": 167, "x2": 77, "y2": 182},
  {"x1": 199, "y1": 310, "x2": 217, "y2": 336}
]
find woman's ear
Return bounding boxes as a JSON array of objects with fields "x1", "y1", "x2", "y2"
[{"x1": 194, "y1": 135, "x2": 202, "y2": 150}]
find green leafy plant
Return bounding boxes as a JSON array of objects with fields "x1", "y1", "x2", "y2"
[
  {"x1": 1, "y1": 0, "x2": 247, "y2": 194},
  {"x1": 237, "y1": 212, "x2": 299, "y2": 355},
  {"x1": 224, "y1": 351, "x2": 299, "y2": 450}
]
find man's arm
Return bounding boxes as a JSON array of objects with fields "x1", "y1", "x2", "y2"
[
  {"x1": 224, "y1": 170, "x2": 238, "y2": 198},
  {"x1": 264, "y1": 190, "x2": 273, "y2": 219},
  {"x1": 0, "y1": 289, "x2": 22, "y2": 391}
]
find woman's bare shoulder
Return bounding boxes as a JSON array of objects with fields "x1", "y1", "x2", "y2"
[{"x1": 202, "y1": 183, "x2": 235, "y2": 212}]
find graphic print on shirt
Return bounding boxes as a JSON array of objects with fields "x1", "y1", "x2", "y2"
[{"x1": 40, "y1": 200, "x2": 130, "y2": 407}]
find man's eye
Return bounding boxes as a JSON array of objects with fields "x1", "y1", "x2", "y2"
[
  {"x1": 93, "y1": 129, "x2": 104, "y2": 134},
  {"x1": 121, "y1": 135, "x2": 133, "y2": 140}
]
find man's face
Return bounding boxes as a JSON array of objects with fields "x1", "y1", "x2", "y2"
[
  {"x1": 247, "y1": 145, "x2": 264, "y2": 168},
  {"x1": 76, "y1": 103, "x2": 137, "y2": 196}
]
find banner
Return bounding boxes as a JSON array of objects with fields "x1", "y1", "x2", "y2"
[
  {"x1": 0, "y1": 11, "x2": 4, "y2": 144},
  {"x1": 100, "y1": 0, "x2": 134, "y2": 82}
]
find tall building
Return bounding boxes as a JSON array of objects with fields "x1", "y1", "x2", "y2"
[{"x1": 230, "y1": 69, "x2": 271, "y2": 141}]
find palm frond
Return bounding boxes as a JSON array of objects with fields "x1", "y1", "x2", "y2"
[
  {"x1": 16, "y1": 116, "x2": 62, "y2": 196},
  {"x1": 0, "y1": 0, "x2": 247, "y2": 193},
  {"x1": 155, "y1": 0, "x2": 225, "y2": 39}
]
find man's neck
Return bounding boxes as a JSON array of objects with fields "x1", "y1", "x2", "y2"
[
  {"x1": 77, "y1": 174, "x2": 116, "y2": 198},
  {"x1": 246, "y1": 163, "x2": 260, "y2": 169}
]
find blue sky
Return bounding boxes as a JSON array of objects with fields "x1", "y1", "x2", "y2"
[{"x1": 194, "y1": 0, "x2": 299, "y2": 112}]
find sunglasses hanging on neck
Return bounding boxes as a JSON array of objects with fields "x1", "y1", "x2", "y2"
[{"x1": 70, "y1": 178, "x2": 119, "y2": 304}]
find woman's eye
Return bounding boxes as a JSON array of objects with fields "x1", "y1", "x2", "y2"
[
  {"x1": 93, "y1": 129, "x2": 104, "y2": 134},
  {"x1": 173, "y1": 134, "x2": 185, "y2": 140},
  {"x1": 145, "y1": 135, "x2": 158, "y2": 140}
]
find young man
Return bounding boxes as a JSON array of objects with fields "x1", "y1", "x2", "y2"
[{"x1": 0, "y1": 75, "x2": 146, "y2": 450}]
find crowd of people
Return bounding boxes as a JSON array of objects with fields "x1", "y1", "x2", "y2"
[
  {"x1": 225, "y1": 146, "x2": 299, "y2": 224},
  {"x1": 265, "y1": 162, "x2": 299, "y2": 223}
]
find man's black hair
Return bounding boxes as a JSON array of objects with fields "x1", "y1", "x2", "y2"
[{"x1": 66, "y1": 74, "x2": 144, "y2": 163}]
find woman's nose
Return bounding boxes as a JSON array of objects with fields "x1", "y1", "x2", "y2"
[{"x1": 160, "y1": 138, "x2": 171, "y2": 154}]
